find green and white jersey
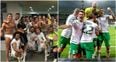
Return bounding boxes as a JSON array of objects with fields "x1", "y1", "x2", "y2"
[
  {"x1": 81, "y1": 20, "x2": 97, "y2": 43},
  {"x1": 61, "y1": 14, "x2": 76, "y2": 38},
  {"x1": 98, "y1": 15, "x2": 109, "y2": 32},
  {"x1": 69, "y1": 20, "x2": 83, "y2": 44}
]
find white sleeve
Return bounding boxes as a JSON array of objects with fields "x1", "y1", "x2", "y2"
[
  {"x1": 10, "y1": 39, "x2": 16, "y2": 46},
  {"x1": 66, "y1": 15, "x2": 75, "y2": 25},
  {"x1": 11, "y1": 39, "x2": 15, "y2": 43}
]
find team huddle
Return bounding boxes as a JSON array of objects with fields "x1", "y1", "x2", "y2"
[
  {"x1": 56, "y1": 2, "x2": 115, "y2": 61},
  {"x1": 0, "y1": 1, "x2": 115, "y2": 62}
]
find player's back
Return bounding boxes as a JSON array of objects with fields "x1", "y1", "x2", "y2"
[{"x1": 81, "y1": 20, "x2": 97, "y2": 43}]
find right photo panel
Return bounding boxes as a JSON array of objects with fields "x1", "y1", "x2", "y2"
[{"x1": 57, "y1": 0, "x2": 116, "y2": 62}]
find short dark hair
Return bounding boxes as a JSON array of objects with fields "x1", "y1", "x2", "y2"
[
  {"x1": 30, "y1": 26, "x2": 34, "y2": 29},
  {"x1": 7, "y1": 13, "x2": 12, "y2": 16},
  {"x1": 29, "y1": 26, "x2": 34, "y2": 30},
  {"x1": 17, "y1": 22, "x2": 26, "y2": 29},
  {"x1": 16, "y1": 13, "x2": 20, "y2": 15},
  {"x1": 13, "y1": 31, "x2": 21, "y2": 38},
  {"x1": 33, "y1": 17, "x2": 38, "y2": 21}
]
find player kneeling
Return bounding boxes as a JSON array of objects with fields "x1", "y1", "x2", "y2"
[{"x1": 10, "y1": 32, "x2": 25, "y2": 62}]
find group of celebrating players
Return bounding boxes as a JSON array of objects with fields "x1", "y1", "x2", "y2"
[
  {"x1": 52, "y1": 1, "x2": 115, "y2": 62},
  {"x1": 0, "y1": 1, "x2": 115, "y2": 62},
  {"x1": 1, "y1": 12, "x2": 58, "y2": 62}
]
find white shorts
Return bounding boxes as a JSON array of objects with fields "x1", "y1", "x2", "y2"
[{"x1": 5, "y1": 34, "x2": 13, "y2": 39}]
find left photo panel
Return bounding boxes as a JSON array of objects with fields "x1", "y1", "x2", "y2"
[{"x1": 1, "y1": 0, "x2": 58, "y2": 62}]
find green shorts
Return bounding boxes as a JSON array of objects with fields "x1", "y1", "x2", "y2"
[
  {"x1": 97, "y1": 32, "x2": 110, "y2": 47},
  {"x1": 70, "y1": 43, "x2": 79, "y2": 55},
  {"x1": 80, "y1": 42, "x2": 94, "y2": 59},
  {"x1": 59, "y1": 36, "x2": 70, "y2": 48}
]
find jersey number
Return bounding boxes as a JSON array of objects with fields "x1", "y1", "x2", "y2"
[{"x1": 83, "y1": 25, "x2": 93, "y2": 34}]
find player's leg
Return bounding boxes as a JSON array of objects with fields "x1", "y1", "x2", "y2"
[
  {"x1": 52, "y1": 46, "x2": 58, "y2": 62},
  {"x1": 42, "y1": 43, "x2": 48, "y2": 62},
  {"x1": 97, "y1": 33, "x2": 104, "y2": 58},
  {"x1": 103, "y1": 32, "x2": 110, "y2": 58},
  {"x1": 58, "y1": 36, "x2": 69, "y2": 57},
  {"x1": 70, "y1": 43, "x2": 79, "y2": 59},
  {"x1": 5, "y1": 37, "x2": 11, "y2": 62},
  {"x1": 92, "y1": 38, "x2": 97, "y2": 58},
  {"x1": 67, "y1": 38, "x2": 71, "y2": 58},
  {"x1": 82, "y1": 42, "x2": 94, "y2": 59},
  {"x1": 76, "y1": 44, "x2": 83, "y2": 58}
]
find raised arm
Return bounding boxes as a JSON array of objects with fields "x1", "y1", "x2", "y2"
[{"x1": 107, "y1": 7, "x2": 115, "y2": 19}]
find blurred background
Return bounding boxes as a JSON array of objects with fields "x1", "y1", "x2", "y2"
[{"x1": 59, "y1": 0, "x2": 115, "y2": 24}]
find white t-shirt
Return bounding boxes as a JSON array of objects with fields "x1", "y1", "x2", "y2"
[
  {"x1": 27, "y1": 32, "x2": 36, "y2": 46},
  {"x1": 81, "y1": 20, "x2": 97, "y2": 43},
  {"x1": 70, "y1": 20, "x2": 84, "y2": 44},
  {"x1": 61, "y1": 14, "x2": 76, "y2": 38},
  {"x1": 35, "y1": 32, "x2": 47, "y2": 42},
  {"x1": 98, "y1": 15, "x2": 109, "y2": 32},
  {"x1": 10, "y1": 39, "x2": 21, "y2": 57}
]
